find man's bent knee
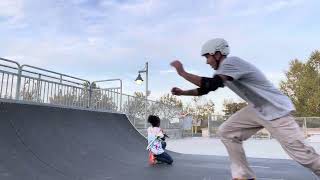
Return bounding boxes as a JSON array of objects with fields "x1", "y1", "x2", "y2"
[
  {"x1": 218, "y1": 125, "x2": 246, "y2": 144},
  {"x1": 217, "y1": 125, "x2": 228, "y2": 139}
]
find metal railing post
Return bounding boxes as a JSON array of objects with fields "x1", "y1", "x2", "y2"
[
  {"x1": 37, "y1": 74, "x2": 41, "y2": 102},
  {"x1": 88, "y1": 83, "x2": 92, "y2": 108},
  {"x1": 15, "y1": 66, "x2": 22, "y2": 100},
  {"x1": 304, "y1": 117, "x2": 308, "y2": 137},
  {"x1": 0, "y1": 57, "x2": 21, "y2": 100},
  {"x1": 208, "y1": 114, "x2": 211, "y2": 137},
  {"x1": 120, "y1": 80, "x2": 122, "y2": 111},
  {"x1": 91, "y1": 79, "x2": 123, "y2": 111}
]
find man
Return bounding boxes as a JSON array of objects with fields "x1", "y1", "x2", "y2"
[{"x1": 170, "y1": 38, "x2": 320, "y2": 180}]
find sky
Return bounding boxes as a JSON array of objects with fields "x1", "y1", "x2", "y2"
[{"x1": 0, "y1": 0, "x2": 319, "y2": 114}]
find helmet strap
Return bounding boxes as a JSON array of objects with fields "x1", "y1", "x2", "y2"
[
  {"x1": 210, "y1": 52, "x2": 222, "y2": 69},
  {"x1": 216, "y1": 59, "x2": 221, "y2": 69}
]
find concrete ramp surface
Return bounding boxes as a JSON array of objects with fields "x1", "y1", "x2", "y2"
[{"x1": 0, "y1": 101, "x2": 316, "y2": 180}]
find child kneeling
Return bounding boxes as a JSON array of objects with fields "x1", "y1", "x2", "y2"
[{"x1": 146, "y1": 115, "x2": 173, "y2": 165}]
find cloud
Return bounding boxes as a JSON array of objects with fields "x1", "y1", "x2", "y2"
[
  {"x1": 2, "y1": 55, "x2": 25, "y2": 62},
  {"x1": 265, "y1": 0, "x2": 302, "y2": 12},
  {"x1": 117, "y1": 0, "x2": 160, "y2": 16},
  {"x1": 0, "y1": 0, "x2": 25, "y2": 27},
  {"x1": 0, "y1": 0, "x2": 23, "y2": 18},
  {"x1": 159, "y1": 69, "x2": 175, "y2": 74},
  {"x1": 235, "y1": 0, "x2": 303, "y2": 17},
  {"x1": 0, "y1": 0, "x2": 319, "y2": 115}
]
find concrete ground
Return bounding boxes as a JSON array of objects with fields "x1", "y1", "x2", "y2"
[{"x1": 167, "y1": 136, "x2": 320, "y2": 159}]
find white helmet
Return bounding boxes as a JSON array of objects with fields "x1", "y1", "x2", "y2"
[{"x1": 201, "y1": 38, "x2": 230, "y2": 56}]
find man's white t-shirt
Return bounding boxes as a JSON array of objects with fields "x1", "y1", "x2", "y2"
[{"x1": 215, "y1": 56, "x2": 295, "y2": 120}]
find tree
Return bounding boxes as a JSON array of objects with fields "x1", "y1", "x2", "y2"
[
  {"x1": 159, "y1": 93, "x2": 183, "y2": 108},
  {"x1": 182, "y1": 97, "x2": 215, "y2": 127},
  {"x1": 49, "y1": 88, "x2": 78, "y2": 106},
  {"x1": 20, "y1": 79, "x2": 42, "y2": 102},
  {"x1": 49, "y1": 81, "x2": 117, "y2": 111},
  {"x1": 89, "y1": 82, "x2": 118, "y2": 111},
  {"x1": 122, "y1": 92, "x2": 147, "y2": 127},
  {"x1": 157, "y1": 94, "x2": 183, "y2": 128},
  {"x1": 122, "y1": 93, "x2": 184, "y2": 128},
  {"x1": 49, "y1": 81, "x2": 90, "y2": 108},
  {"x1": 93, "y1": 94, "x2": 117, "y2": 111},
  {"x1": 223, "y1": 99, "x2": 247, "y2": 115},
  {"x1": 191, "y1": 97, "x2": 215, "y2": 121},
  {"x1": 280, "y1": 50, "x2": 320, "y2": 117}
]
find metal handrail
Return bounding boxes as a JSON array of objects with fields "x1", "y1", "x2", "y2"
[
  {"x1": 21, "y1": 64, "x2": 90, "y2": 84},
  {"x1": 20, "y1": 74, "x2": 87, "y2": 90},
  {"x1": 92, "y1": 79, "x2": 122, "y2": 111},
  {"x1": 0, "y1": 57, "x2": 21, "y2": 68},
  {"x1": 0, "y1": 58, "x2": 21, "y2": 99},
  {"x1": 0, "y1": 64, "x2": 19, "y2": 71},
  {"x1": 19, "y1": 68, "x2": 84, "y2": 86}
]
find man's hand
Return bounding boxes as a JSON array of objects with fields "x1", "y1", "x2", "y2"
[
  {"x1": 170, "y1": 60, "x2": 185, "y2": 76},
  {"x1": 171, "y1": 87, "x2": 184, "y2": 96}
]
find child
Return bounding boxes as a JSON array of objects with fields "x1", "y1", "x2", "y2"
[{"x1": 146, "y1": 115, "x2": 173, "y2": 165}]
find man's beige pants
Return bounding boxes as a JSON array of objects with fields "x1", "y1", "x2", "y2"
[{"x1": 218, "y1": 106, "x2": 320, "y2": 179}]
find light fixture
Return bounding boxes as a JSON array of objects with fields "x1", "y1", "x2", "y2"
[{"x1": 135, "y1": 73, "x2": 143, "y2": 85}]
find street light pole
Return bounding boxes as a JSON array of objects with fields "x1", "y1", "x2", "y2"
[
  {"x1": 135, "y1": 62, "x2": 149, "y2": 129},
  {"x1": 145, "y1": 62, "x2": 148, "y2": 129}
]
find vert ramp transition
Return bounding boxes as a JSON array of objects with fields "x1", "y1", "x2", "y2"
[{"x1": 0, "y1": 101, "x2": 315, "y2": 180}]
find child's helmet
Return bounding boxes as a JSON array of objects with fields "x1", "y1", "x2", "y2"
[{"x1": 201, "y1": 38, "x2": 230, "y2": 56}]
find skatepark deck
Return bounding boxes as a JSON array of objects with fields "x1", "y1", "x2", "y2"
[{"x1": 0, "y1": 100, "x2": 316, "y2": 180}]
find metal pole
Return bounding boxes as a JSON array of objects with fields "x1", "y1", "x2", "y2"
[
  {"x1": 120, "y1": 80, "x2": 122, "y2": 112},
  {"x1": 0, "y1": 58, "x2": 23, "y2": 100},
  {"x1": 15, "y1": 66, "x2": 22, "y2": 100},
  {"x1": 208, "y1": 113, "x2": 210, "y2": 137},
  {"x1": 89, "y1": 83, "x2": 92, "y2": 108},
  {"x1": 37, "y1": 74, "x2": 41, "y2": 102},
  {"x1": 145, "y1": 62, "x2": 148, "y2": 129},
  {"x1": 304, "y1": 117, "x2": 308, "y2": 137}
]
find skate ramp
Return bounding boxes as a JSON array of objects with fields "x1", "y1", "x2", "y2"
[{"x1": 0, "y1": 100, "x2": 316, "y2": 180}]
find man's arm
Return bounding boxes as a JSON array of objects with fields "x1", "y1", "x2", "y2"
[
  {"x1": 179, "y1": 73, "x2": 232, "y2": 88},
  {"x1": 170, "y1": 60, "x2": 202, "y2": 87},
  {"x1": 171, "y1": 87, "x2": 199, "y2": 96},
  {"x1": 181, "y1": 89, "x2": 200, "y2": 96},
  {"x1": 170, "y1": 60, "x2": 232, "y2": 87},
  {"x1": 170, "y1": 60, "x2": 232, "y2": 96},
  {"x1": 180, "y1": 72, "x2": 202, "y2": 87},
  {"x1": 171, "y1": 74, "x2": 231, "y2": 96}
]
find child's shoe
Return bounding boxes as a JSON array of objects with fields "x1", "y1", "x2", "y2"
[{"x1": 148, "y1": 152, "x2": 156, "y2": 165}]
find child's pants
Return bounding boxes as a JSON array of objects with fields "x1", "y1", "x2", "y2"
[
  {"x1": 218, "y1": 106, "x2": 320, "y2": 179},
  {"x1": 155, "y1": 152, "x2": 173, "y2": 165},
  {"x1": 161, "y1": 141, "x2": 167, "y2": 149}
]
